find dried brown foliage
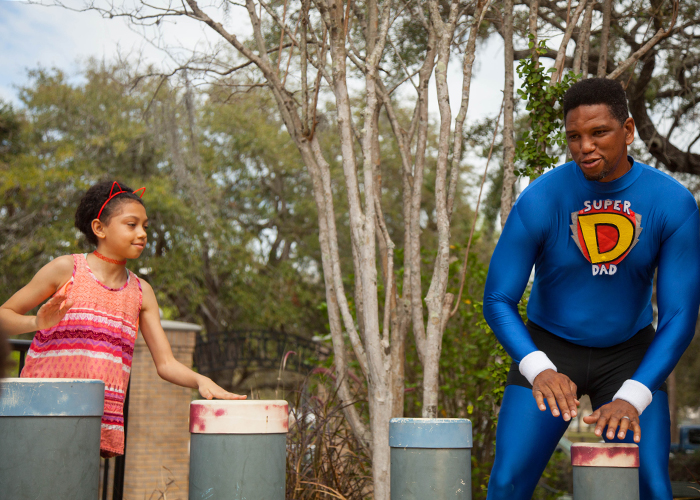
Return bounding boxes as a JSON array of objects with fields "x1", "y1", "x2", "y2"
[{"x1": 286, "y1": 374, "x2": 372, "y2": 500}]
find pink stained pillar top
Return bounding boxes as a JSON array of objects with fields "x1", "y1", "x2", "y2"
[
  {"x1": 571, "y1": 442, "x2": 640, "y2": 468},
  {"x1": 189, "y1": 400, "x2": 289, "y2": 435}
]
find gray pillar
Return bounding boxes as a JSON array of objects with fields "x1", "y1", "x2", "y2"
[
  {"x1": 188, "y1": 400, "x2": 289, "y2": 500},
  {"x1": 0, "y1": 377, "x2": 105, "y2": 500},
  {"x1": 390, "y1": 418, "x2": 472, "y2": 499},
  {"x1": 572, "y1": 442, "x2": 639, "y2": 500}
]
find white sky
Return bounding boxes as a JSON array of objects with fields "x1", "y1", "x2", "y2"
[
  {"x1": 0, "y1": 0, "x2": 532, "y2": 221},
  {"x1": 0, "y1": 0, "x2": 507, "y2": 120}
]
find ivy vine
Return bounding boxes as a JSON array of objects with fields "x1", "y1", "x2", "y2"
[{"x1": 515, "y1": 35, "x2": 580, "y2": 180}]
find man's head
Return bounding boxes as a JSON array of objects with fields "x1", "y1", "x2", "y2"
[{"x1": 563, "y1": 78, "x2": 635, "y2": 182}]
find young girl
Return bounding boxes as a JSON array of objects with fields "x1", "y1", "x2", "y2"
[{"x1": 0, "y1": 180, "x2": 245, "y2": 457}]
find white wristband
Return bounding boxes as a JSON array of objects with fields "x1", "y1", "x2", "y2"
[
  {"x1": 519, "y1": 350, "x2": 558, "y2": 386},
  {"x1": 613, "y1": 379, "x2": 653, "y2": 416}
]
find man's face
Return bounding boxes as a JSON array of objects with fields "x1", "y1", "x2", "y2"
[{"x1": 565, "y1": 104, "x2": 635, "y2": 182}]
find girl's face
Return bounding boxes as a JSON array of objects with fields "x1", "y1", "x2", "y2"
[{"x1": 96, "y1": 200, "x2": 149, "y2": 259}]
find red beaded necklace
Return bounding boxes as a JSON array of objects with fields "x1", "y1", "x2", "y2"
[{"x1": 93, "y1": 250, "x2": 127, "y2": 266}]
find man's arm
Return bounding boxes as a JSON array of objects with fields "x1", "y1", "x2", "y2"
[
  {"x1": 484, "y1": 205, "x2": 579, "y2": 420},
  {"x1": 484, "y1": 205, "x2": 546, "y2": 370},
  {"x1": 614, "y1": 207, "x2": 700, "y2": 415}
]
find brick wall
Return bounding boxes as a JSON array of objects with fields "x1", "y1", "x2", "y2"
[{"x1": 123, "y1": 320, "x2": 200, "y2": 500}]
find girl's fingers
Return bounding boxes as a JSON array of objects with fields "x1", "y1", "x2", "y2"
[
  {"x1": 59, "y1": 299, "x2": 74, "y2": 314},
  {"x1": 215, "y1": 388, "x2": 247, "y2": 400},
  {"x1": 49, "y1": 294, "x2": 68, "y2": 306}
]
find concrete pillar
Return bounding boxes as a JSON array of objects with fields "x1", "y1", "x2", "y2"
[
  {"x1": 571, "y1": 442, "x2": 639, "y2": 500},
  {"x1": 188, "y1": 400, "x2": 289, "y2": 500},
  {"x1": 390, "y1": 418, "x2": 472, "y2": 499},
  {"x1": 0, "y1": 378, "x2": 105, "y2": 499}
]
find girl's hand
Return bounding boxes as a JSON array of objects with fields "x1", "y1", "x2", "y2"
[
  {"x1": 198, "y1": 377, "x2": 247, "y2": 400},
  {"x1": 35, "y1": 294, "x2": 73, "y2": 331}
]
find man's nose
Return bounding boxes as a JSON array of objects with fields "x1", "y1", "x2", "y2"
[{"x1": 581, "y1": 136, "x2": 596, "y2": 153}]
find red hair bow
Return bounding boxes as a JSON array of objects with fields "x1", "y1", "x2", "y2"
[{"x1": 97, "y1": 181, "x2": 146, "y2": 220}]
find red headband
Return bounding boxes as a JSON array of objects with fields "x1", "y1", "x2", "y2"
[{"x1": 97, "y1": 181, "x2": 146, "y2": 220}]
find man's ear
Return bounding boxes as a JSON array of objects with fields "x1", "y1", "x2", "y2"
[
  {"x1": 91, "y1": 219, "x2": 107, "y2": 241},
  {"x1": 624, "y1": 117, "x2": 635, "y2": 146}
]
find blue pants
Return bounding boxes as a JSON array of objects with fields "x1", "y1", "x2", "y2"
[{"x1": 486, "y1": 385, "x2": 671, "y2": 500}]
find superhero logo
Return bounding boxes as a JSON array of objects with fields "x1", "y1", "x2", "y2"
[{"x1": 570, "y1": 200, "x2": 643, "y2": 275}]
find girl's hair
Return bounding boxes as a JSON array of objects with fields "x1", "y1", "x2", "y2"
[{"x1": 75, "y1": 181, "x2": 145, "y2": 246}]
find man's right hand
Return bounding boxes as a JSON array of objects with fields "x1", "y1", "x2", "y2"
[{"x1": 532, "y1": 369, "x2": 579, "y2": 421}]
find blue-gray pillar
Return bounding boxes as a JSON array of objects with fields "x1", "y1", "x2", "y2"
[
  {"x1": 0, "y1": 377, "x2": 105, "y2": 500},
  {"x1": 188, "y1": 400, "x2": 289, "y2": 500},
  {"x1": 390, "y1": 418, "x2": 472, "y2": 499},
  {"x1": 571, "y1": 442, "x2": 640, "y2": 500}
]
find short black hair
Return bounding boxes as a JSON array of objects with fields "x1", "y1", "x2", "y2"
[
  {"x1": 75, "y1": 180, "x2": 144, "y2": 246},
  {"x1": 563, "y1": 78, "x2": 629, "y2": 126}
]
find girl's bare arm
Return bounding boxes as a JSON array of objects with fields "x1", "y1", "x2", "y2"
[
  {"x1": 138, "y1": 280, "x2": 246, "y2": 400},
  {"x1": 0, "y1": 255, "x2": 74, "y2": 335}
]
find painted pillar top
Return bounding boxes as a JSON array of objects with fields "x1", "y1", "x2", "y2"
[
  {"x1": 571, "y1": 442, "x2": 640, "y2": 468},
  {"x1": 189, "y1": 400, "x2": 289, "y2": 435},
  {"x1": 389, "y1": 418, "x2": 472, "y2": 449},
  {"x1": 0, "y1": 378, "x2": 105, "y2": 417}
]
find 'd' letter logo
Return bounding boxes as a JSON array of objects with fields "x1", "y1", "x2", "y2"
[{"x1": 571, "y1": 201, "x2": 642, "y2": 265}]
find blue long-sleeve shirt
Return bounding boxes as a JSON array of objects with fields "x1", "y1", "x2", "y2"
[{"x1": 484, "y1": 158, "x2": 700, "y2": 393}]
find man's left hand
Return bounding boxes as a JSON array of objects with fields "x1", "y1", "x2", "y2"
[{"x1": 583, "y1": 400, "x2": 641, "y2": 443}]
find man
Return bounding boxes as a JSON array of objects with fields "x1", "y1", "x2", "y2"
[{"x1": 483, "y1": 78, "x2": 700, "y2": 499}]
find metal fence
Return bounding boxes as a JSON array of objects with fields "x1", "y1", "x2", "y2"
[{"x1": 194, "y1": 329, "x2": 330, "y2": 375}]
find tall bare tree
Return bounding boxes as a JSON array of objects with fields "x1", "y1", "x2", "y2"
[
  {"x1": 52, "y1": 0, "x2": 496, "y2": 495},
  {"x1": 596, "y1": 0, "x2": 612, "y2": 77},
  {"x1": 500, "y1": 0, "x2": 516, "y2": 227}
]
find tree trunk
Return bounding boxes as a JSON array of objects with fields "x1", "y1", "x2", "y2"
[
  {"x1": 501, "y1": 0, "x2": 516, "y2": 228},
  {"x1": 75, "y1": 1, "x2": 496, "y2": 498},
  {"x1": 529, "y1": 0, "x2": 539, "y2": 66},
  {"x1": 550, "y1": 1, "x2": 588, "y2": 85},
  {"x1": 579, "y1": 1, "x2": 594, "y2": 77},
  {"x1": 597, "y1": 0, "x2": 612, "y2": 77}
]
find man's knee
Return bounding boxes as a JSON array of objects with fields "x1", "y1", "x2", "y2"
[
  {"x1": 486, "y1": 471, "x2": 516, "y2": 500},
  {"x1": 487, "y1": 462, "x2": 539, "y2": 500}
]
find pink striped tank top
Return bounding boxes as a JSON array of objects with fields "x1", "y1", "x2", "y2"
[{"x1": 21, "y1": 253, "x2": 142, "y2": 456}]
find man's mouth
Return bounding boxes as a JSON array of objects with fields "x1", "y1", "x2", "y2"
[{"x1": 581, "y1": 158, "x2": 603, "y2": 169}]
